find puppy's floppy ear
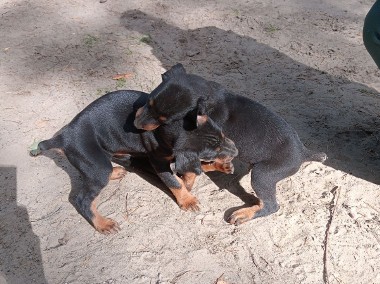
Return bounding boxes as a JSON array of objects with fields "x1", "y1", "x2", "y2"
[
  {"x1": 196, "y1": 97, "x2": 207, "y2": 115},
  {"x1": 162, "y1": 63, "x2": 187, "y2": 81},
  {"x1": 174, "y1": 152, "x2": 202, "y2": 175},
  {"x1": 183, "y1": 108, "x2": 197, "y2": 131},
  {"x1": 183, "y1": 97, "x2": 208, "y2": 130},
  {"x1": 196, "y1": 115, "x2": 208, "y2": 126}
]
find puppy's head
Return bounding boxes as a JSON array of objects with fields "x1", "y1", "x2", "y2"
[
  {"x1": 174, "y1": 114, "x2": 238, "y2": 175},
  {"x1": 134, "y1": 63, "x2": 202, "y2": 130},
  {"x1": 192, "y1": 115, "x2": 238, "y2": 163}
]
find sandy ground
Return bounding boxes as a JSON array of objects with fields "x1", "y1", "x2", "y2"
[{"x1": 1, "y1": 0, "x2": 380, "y2": 283}]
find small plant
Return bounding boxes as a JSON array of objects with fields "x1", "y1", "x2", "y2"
[
  {"x1": 125, "y1": 48, "x2": 133, "y2": 55},
  {"x1": 264, "y1": 24, "x2": 280, "y2": 33},
  {"x1": 232, "y1": 9, "x2": 240, "y2": 17},
  {"x1": 140, "y1": 35, "x2": 152, "y2": 44},
  {"x1": 115, "y1": 78, "x2": 126, "y2": 89},
  {"x1": 84, "y1": 35, "x2": 98, "y2": 47},
  {"x1": 95, "y1": 88, "x2": 111, "y2": 96}
]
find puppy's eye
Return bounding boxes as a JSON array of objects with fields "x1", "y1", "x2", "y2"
[
  {"x1": 207, "y1": 136, "x2": 221, "y2": 149},
  {"x1": 212, "y1": 140, "x2": 221, "y2": 149},
  {"x1": 158, "y1": 116, "x2": 167, "y2": 122}
]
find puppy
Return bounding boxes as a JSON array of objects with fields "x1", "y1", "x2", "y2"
[
  {"x1": 31, "y1": 90, "x2": 238, "y2": 233},
  {"x1": 134, "y1": 64, "x2": 327, "y2": 225}
]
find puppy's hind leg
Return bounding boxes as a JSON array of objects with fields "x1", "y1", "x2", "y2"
[
  {"x1": 227, "y1": 189, "x2": 263, "y2": 225},
  {"x1": 67, "y1": 152, "x2": 121, "y2": 234},
  {"x1": 228, "y1": 159, "x2": 299, "y2": 225},
  {"x1": 75, "y1": 179, "x2": 121, "y2": 234}
]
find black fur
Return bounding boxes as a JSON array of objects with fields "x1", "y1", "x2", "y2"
[
  {"x1": 134, "y1": 64, "x2": 327, "y2": 223},
  {"x1": 32, "y1": 90, "x2": 238, "y2": 233}
]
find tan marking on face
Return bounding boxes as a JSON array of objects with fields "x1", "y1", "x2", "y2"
[{"x1": 142, "y1": 123, "x2": 160, "y2": 131}]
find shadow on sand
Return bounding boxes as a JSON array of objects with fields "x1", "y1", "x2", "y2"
[
  {"x1": 0, "y1": 167, "x2": 47, "y2": 284},
  {"x1": 120, "y1": 10, "x2": 380, "y2": 185}
]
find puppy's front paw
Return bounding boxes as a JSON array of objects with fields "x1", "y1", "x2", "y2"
[
  {"x1": 228, "y1": 206, "x2": 260, "y2": 225},
  {"x1": 228, "y1": 209, "x2": 252, "y2": 225},
  {"x1": 94, "y1": 218, "x2": 121, "y2": 234},
  {"x1": 179, "y1": 195, "x2": 200, "y2": 211},
  {"x1": 109, "y1": 167, "x2": 127, "y2": 180}
]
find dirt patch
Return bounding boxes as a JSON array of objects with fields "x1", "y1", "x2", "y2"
[{"x1": 0, "y1": 0, "x2": 379, "y2": 283}]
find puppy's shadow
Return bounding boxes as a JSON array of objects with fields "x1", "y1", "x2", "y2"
[
  {"x1": 40, "y1": 152, "x2": 177, "y2": 215},
  {"x1": 0, "y1": 167, "x2": 47, "y2": 283},
  {"x1": 121, "y1": 10, "x2": 380, "y2": 184},
  {"x1": 41, "y1": 152, "x2": 256, "y2": 222},
  {"x1": 123, "y1": 157, "x2": 257, "y2": 222},
  {"x1": 113, "y1": 156, "x2": 175, "y2": 202}
]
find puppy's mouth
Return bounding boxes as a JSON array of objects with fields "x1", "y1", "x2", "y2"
[
  {"x1": 200, "y1": 160, "x2": 214, "y2": 164},
  {"x1": 214, "y1": 157, "x2": 234, "y2": 164},
  {"x1": 200, "y1": 156, "x2": 233, "y2": 164}
]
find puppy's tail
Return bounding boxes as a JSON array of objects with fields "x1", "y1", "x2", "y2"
[
  {"x1": 303, "y1": 148, "x2": 327, "y2": 163},
  {"x1": 29, "y1": 136, "x2": 64, "y2": 156}
]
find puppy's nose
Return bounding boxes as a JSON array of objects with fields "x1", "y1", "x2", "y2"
[{"x1": 225, "y1": 137, "x2": 239, "y2": 156}]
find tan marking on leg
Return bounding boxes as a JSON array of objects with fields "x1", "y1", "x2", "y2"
[
  {"x1": 181, "y1": 172, "x2": 197, "y2": 191},
  {"x1": 55, "y1": 148, "x2": 65, "y2": 156},
  {"x1": 90, "y1": 198, "x2": 120, "y2": 234},
  {"x1": 109, "y1": 166, "x2": 127, "y2": 180},
  {"x1": 170, "y1": 175, "x2": 199, "y2": 211},
  {"x1": 228, "y1": 198, "x2": 264, "y2": 225}
]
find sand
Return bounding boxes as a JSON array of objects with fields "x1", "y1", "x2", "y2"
[{"x1": 0, "y1": 0, "x2": 379, "y2": 283}]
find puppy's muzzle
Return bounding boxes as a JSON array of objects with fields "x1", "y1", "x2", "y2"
[
  {"x1": 223, "y1": 137, "x2": 239, "y2": 158},
  {"x1": 134, "y1": 106, "x2": 160, "y2": 131}
]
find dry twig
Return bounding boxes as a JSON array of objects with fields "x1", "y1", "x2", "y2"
[
  {"x1": 323, "y1": 186, "x2": 341, "y2": 284},
  {"x1": 123, "y1": 193, "x2": 129, "y2": 220}
]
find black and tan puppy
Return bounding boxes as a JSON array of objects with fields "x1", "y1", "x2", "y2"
[
  {"x1": 134, "y1": 64, "x2": 327, "y2": 225},
  {"x1": 31, "y1": 90, "x2": 238, "y2": 234}
]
